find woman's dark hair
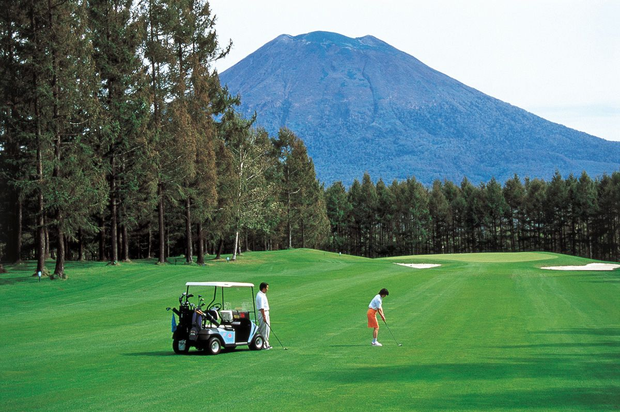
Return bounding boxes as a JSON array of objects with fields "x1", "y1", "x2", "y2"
[
  {"x1": 379, "y1": 288, "x2": 389, "y2": 296},
  {"x1": 259, "y1": 282, "x2": 269, "y2": 291}
]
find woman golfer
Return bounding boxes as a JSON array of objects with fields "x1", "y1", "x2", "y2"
[{"x1": 367, "y1": 288, "x2": 389, "y2": 346}]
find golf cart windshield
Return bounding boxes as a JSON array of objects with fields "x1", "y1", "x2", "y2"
[
  {"x1": 185, "y1": 282, "x2": 254, "y2": 288},
  {"x1": 185, "y1": 282, "x2": 256, "y2": 318}
]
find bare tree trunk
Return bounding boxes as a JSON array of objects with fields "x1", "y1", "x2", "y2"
[
  {"x1": 288, "y1": 190, "x2": 292, "y2": 249},
  {"x1": 185, "y1": 197, "x2": 193, "y2": 263},
  {"x1": 110, "y1": 156, "x2": 118, "y2": 263},
  {"x1": 122, "y1": 224, "x2": 129, "y2": 261},
  {"x1": 158, "y1": 182, "x2": 165, "y2": 264},
  {"x1": 79, "y1": 229, "x2": 85, "y2": 261},
  {"x1": 147, "y1": 223, "x2": 152, "y2": 259},
  {"x1": 16, "y1": 197, "x2": 23, "y2": 263},
  {"x1": 216, "y1": 237, "x2": 224, "y2": 260},
  {"x1": 34, "y1": 56, "x2": 45, "y2": 275},
  {"x1": 99, "y1": 215, "x2": 106, "y2": 261},
  {"x1": 54, "y1": 212, "x2": 65, "y2": 278},
  {"x1": 197, "y1": 222, "x2": 204, "y2": 264},
  {"x1": 233, "y1": 230, "x2": 239, "y2": 261},
  {"x1": 44, "y1": 224, "x2": 50, "y2": 259}
]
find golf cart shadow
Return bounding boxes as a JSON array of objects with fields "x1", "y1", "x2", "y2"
[
  {"x1": 123, "y1": 351, "x2": 178, "y2": 357},
  {"x1": 124, "y1": 348, "x2": 252, "y2": 357}
]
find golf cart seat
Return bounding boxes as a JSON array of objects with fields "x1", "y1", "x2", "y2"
[
  {"x1": 219, "y1": 310, "x2": 233, "y2": 324},
  {"x1": 205, "y1": 309, "x2": 220, "y2": 326}
]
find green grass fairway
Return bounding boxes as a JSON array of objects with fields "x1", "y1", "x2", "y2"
[{"x1": 1, "y1": 250, "x2": 619, "y2": 411}]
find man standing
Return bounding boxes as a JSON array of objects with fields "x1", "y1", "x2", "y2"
[
  {"x1": 367, "y1": 288, "x2": 389, "y2": 346},
  {"x1": 256, "y1": 282, "x2": 272, "y2": 350}
]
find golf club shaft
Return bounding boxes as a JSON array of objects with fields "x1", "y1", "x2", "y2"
[
  {"x1": 265, "y1": 322, "x2": 286, "y2": 349},
  {"x1": 383, "y1": 319, "x2": 402, "y2": 346}
]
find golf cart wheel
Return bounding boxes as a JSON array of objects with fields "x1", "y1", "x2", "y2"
[
  {"x1": 206, "y1": 337, "x2": 222, "y2": 355},
  {"x1": 249, "y1": 334, "x2": 264, "y2": 350},
  {"x1": 173, "y1": 338, "x2": 189, "y2": 354}
]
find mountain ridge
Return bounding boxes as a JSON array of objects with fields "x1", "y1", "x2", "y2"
[{"x1": 220, "y1": 31, "x2": 620, "y2": 185}]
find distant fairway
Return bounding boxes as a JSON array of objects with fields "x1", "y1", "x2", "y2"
[
  {"x1": 1, "y1": 250, "x2": 618, "y2": 411},
  {"x1": 387, "y1": 251, "x2": 560, "y2": 263}
]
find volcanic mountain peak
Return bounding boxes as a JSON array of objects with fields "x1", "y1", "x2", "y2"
[{"x1": 220, "y1": 31, "x2": 619, "y2": 185}]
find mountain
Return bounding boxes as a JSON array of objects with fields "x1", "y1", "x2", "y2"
[{"x1": 219, "y1": 31, "x2": 620, "y2": 185}]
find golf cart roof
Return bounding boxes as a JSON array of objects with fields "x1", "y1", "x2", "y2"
[{"x1": 185, "y1": 282, "x2": 254, "y2": 288}]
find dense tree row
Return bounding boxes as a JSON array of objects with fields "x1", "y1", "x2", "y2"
[
  {"x1": 0, "y1": 0, "x2": 329, "y2": 277},
  {"x1": 324, "y1": 171, "x2": 620, "y2": 261},
  {"x1": 2, "y1": 1, "x2": 617, "y2": 276}
]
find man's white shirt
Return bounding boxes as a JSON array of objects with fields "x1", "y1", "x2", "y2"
[{"x1": 256, "y1": 290, "x2": 269, "y2": 311}]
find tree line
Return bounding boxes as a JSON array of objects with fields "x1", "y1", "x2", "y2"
[
  {"x1": 0, "y1": 0, "x2": 329, "y2": 277},
  {"x1": 2, "y1": 1, "x2": 618, "y2": 276},
  {"x1": 324, "y1": 171, "x2": 620, "y2": 261}
]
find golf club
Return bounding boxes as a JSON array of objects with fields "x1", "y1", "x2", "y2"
[
  {"x1": 383, "y1": 319, "x2": 403, "y2": 346},
  {"x1": 265, "y1": 322, "x2": 288, "y2": 350}
]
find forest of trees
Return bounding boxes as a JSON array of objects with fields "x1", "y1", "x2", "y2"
[
  {"x1": 0, "y1": 0, "x2": 329, "y2": 277},
  {"x1": 324, "y1": 172, "x2": 620, "y2": 262},
  {"x1": 1, "y1": 1, "x2": 619, "y2": 278}
]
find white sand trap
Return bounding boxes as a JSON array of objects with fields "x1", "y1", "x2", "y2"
[
  {"x1": 541, "y1": 263, "x2": 620, "y2": 271},
  {"x1": 396, "y1": 263, "x2": 441, "y2": 269}
]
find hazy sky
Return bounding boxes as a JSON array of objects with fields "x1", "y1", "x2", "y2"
[{"x1": 210, "y1": 0, "x2": 620, "y2": 141}]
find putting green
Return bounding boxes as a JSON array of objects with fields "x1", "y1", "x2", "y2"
[
  {"x1": 385, "y1": 251, "x2": 560, "y2": 263},
  {"x1": 0, "y1": 250, "x2": 618, "y2": 411}
]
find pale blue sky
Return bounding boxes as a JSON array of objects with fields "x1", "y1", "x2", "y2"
[{"x1": 210, "y1": 0, "x2": 620, "y2": 141}]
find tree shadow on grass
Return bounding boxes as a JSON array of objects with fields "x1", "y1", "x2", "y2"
[
  {"x1": 429, "y1": 387, "x2": 619, "y2": 410},
  {"x1": 0, "y1": 276, "x2": 39, "y2": 286},
  {"x1": 547, "y1": 272, "x2": 620, "y2": 283},
  {"x1": 315, "y1": 359, "x2": 619, "y2": 410},
  {"x1": 533, "y1": 327, "x2": 620, "y2": 337},
  {"x1": 315, "y1": 326, "x2": 620, "y2": 410},
  {"x1": 580, "y1": 273, "x2": 620, "y2": 283}
]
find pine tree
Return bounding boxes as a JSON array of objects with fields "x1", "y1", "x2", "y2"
[
  {"x1": 428, "y1": 180, "x2": 449, "y2": 254},
  {"x1": 574, "y1": 172, "x2": 597, "y2": 258},
  {"x1": 524, "y1": 178, "x2": 547, "y2": 251},
  {"x1": 484, "y1": 177, "x2": 508, "y2": 251},
  {"x1": 544, "y1": 171, "x2": 569, "y2": 252},
  {"x1": 0, "y1": 1, "x2": 30, "y2": 263},
  {"x1": 325, "y1": 181, "x2": 352, "y2": 253},
  {"x1": 376, "y1": 179, "x2": 396, "y2": 255},
  {"x1": 503, "y1": 174, "x2": 525, "y2": 252},
  {"x1": 273, "y1": 128, "x2": 325, "y2": 249},
  {"x1": 442, "y1": 180, "x2": 463, "y2": 253},
  {"x1": 89, "y1": 0, "x2": 149, "y2": 263},
  {"x1": 140, "y1": 0, "x2": 176, "y2": 264},
  {"x1": 31, "y1": 0, "x2": 107, "y2": 277}
]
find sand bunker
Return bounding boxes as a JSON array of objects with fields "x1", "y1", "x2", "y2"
[
  {"x1": 541, "y1": 263, "x2": 620, "y2": 271},
  {"x1": 396, "y1": 263, "x2": 441, "y2": 269}
]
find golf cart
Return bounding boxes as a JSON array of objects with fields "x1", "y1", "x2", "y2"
[{"x1": 168, "y1": 282, "x2": 264, "y2": 355}]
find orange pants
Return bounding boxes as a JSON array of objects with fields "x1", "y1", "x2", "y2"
[{"x1": 367, "y1": 308, "x2": 379, "y2": 328}]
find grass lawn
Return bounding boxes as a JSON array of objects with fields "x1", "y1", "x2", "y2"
[{"x1": 0, "y1": 249, "x2": 618, "y2": 411}]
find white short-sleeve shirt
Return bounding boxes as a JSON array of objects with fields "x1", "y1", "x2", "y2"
[
  {"x1": 256, "y1": 290, "x2": 269, "y2": 311},
  {"x1": 368, "y1": 294, "x2": 382, "y2": 310}
]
